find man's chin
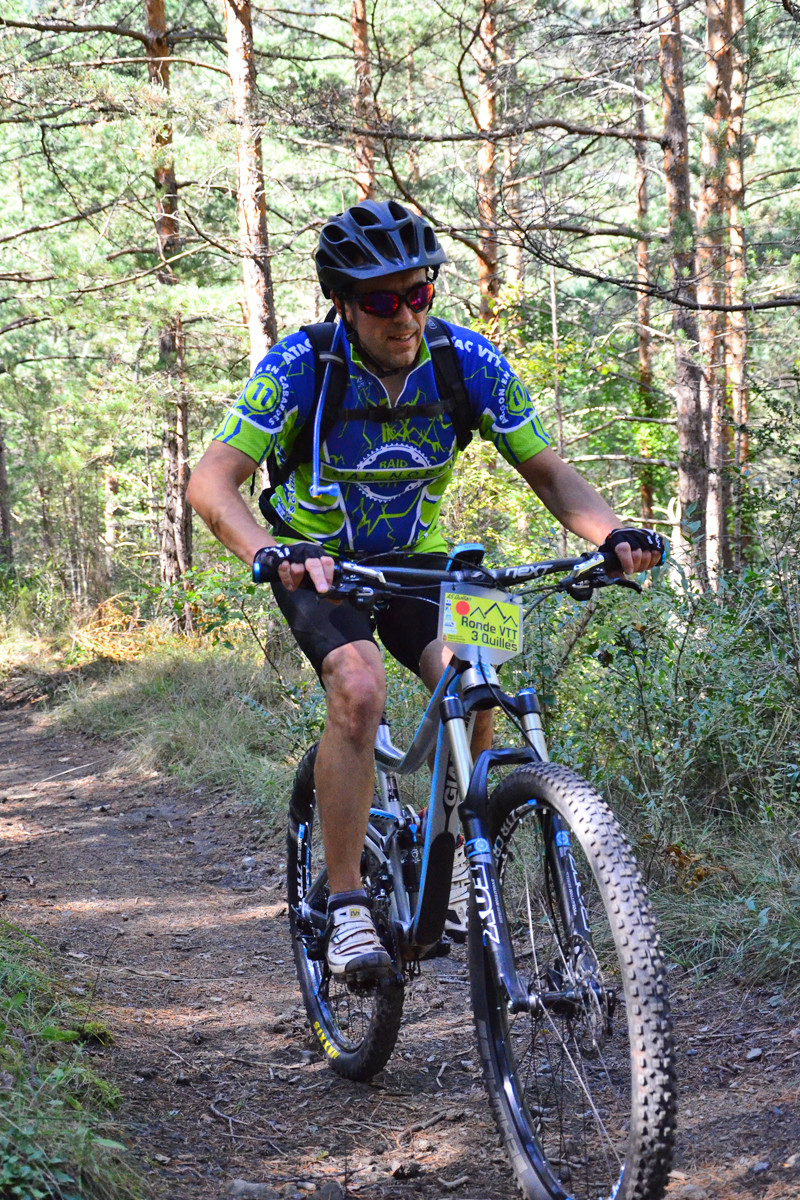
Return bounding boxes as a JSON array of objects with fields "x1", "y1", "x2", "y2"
[{"x1": 387, "y1": 339, "x2": 421, "y2": 368}]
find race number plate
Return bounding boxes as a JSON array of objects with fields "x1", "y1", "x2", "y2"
[{"x1": 437, "y1": 583, "x2": 523, "y2": 665}]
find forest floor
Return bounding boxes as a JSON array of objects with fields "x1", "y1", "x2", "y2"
[{"x1": 1, "y1": 699, "x2": 798, "y2": 1200}]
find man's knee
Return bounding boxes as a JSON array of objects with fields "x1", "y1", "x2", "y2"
[{"x1": 322, "y1": 641, "x2": 386, "y2": 739}]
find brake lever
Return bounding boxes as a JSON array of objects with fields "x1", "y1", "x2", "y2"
[
  {"x1": 560, "y1": 566, "x2": 643, "y2": 602},
  {"x1": 613, "y1": 575, "x2": 643, "y2": 595}
]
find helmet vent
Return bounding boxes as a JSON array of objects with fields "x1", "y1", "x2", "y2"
[
  {"x1": 350, "y1": 205, "x2": 381, "y2": 227},
  {"x1": 365, "y1": 228, "x2": 401, "y2": 262},
  {"x1": 399, "y1": 221, "x2": 419, "y2": 257},
  {"x1": 324, "y1": 224, "x2": 346, "y2": 243},
  {"x1": 388, "y1": 200, "x2": 409, "y2": 221},
  {"x1": 423, "y1": 227, "x2": 438, "y2": 252}
]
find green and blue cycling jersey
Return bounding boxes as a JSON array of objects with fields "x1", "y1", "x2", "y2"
[{"x1": 213, "y1": 319, "x2": 550, "y2": 556}]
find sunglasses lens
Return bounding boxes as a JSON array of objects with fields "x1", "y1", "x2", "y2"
[
  {"x1": 356, "y1": 282, "x2": 435, "y2": 317},
  {"x1": 359, "y1": 291, "x2": 400, "y2": 317},
  {"x1": 407, "y1": 283, "x2": 435, "y2": 312}
]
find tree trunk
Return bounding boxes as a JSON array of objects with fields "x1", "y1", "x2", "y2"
[
  {"x1": 476, "y1": 0, "x2": 499, "y2": 318},
  {"x1": 223, "y1": 0, "x2": 278, "y2": 372},
  {"x1": 502, "y1": 32, "x2": 523, "y2": 291},
  {"x1": 657, "y1": 0, "x2": 708, "y2": 585},
  {"x1": 160, "y1": 318, "x2": 193, "y2": 611},
  {"x1": 144, "y1": 0, "x2": 179, "y2": 277},
  {"x1": 696, "y1": 0, "x2": 732, "y2": 586},
  {"x1": 102, "y1": 467, "x2": 119, "y2": 583},
  {"x1": 0, "y1": 422, "x2": 13, "y2": 568},
  {"x1": 634, "y1": 0, "x2": 655, "y2": 525},
  {"x1": 726, "y1": 0, "x2": 749, "y2": 572},
  {"x1": 146, "y1": 0, "x2": 191, "y2": 592},
  {"x1": 550, "y1": 264, "x2": 568, "y2": 556},
  {"x1": 352, "y1": 0, "x2": 375, "y2": 201}
]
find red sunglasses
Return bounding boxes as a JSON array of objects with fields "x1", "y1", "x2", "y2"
[{"x1": 350, "y1": 281, "x2": 435, "y2": 318}]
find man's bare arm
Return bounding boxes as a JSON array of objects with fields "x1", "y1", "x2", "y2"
[
  {"x1": 186, "y1": 441, "x2": 270, "y2": 564},
  {"x1": 186, "y1": 440, "x2": 333, "y2": 592},
  {"x1": 515, "y1": 448, "x2": 661, "y2": 574}
]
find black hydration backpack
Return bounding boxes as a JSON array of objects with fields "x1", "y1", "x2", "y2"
[{"x1": 258, "y1": 315, "x2": 475, "y2": 527}]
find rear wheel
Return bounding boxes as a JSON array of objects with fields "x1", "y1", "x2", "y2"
[
  {"x1": 287, "y1": 745, "x2": 404, "y2": 1081},
  {"x1": 469, "y1": 762, "x2": 676, "y2": 1200}
]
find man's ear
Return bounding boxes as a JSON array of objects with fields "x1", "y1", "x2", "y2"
[{"x1": 331, "y1": 292, "x2": 345, "y2": 320}]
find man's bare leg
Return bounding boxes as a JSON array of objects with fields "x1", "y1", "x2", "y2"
[{"x1": 315, "y1": 639, "x2": 386, "y2": 894}]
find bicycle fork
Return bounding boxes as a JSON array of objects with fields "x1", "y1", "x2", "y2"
[{"x1": 440, "y1": 679, "x2": 592, "y2": 1015}]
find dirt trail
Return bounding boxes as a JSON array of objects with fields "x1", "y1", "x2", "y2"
[{"x1": 1, "y1": 703, "x2": 798, "y2": 1200}]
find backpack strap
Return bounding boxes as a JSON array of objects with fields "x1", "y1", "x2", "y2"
[
  {"x1": 258, "y1": 316, "x2": 475, "y2": 527},
  {"x1": 258, "y1": 322, "x2": 347, "y2": 527},
  {"x1": 425, "y1": 316, "x2": 475, "y2": 452}
]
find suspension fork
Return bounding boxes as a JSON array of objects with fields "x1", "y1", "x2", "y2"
[
  {"x1": 539, "y1": 806, "x2": 593, "y2": 949},
  {"x1": 442, "y1": 695, "x2": 537, "y2": 1013}
]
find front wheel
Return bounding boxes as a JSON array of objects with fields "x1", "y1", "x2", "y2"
[
  {"x1": 286, "y1": 745, "x2": 404, "y2": 1082},
  {"x1": 469, "y1": 762, "x2": 676, "y2": 1200}
]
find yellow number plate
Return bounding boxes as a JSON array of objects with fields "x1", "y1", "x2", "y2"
[{"x1": 438, "y1": 584, "x2": 523, "y2": 664}]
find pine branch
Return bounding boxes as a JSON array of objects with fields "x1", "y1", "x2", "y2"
[
  {"x1": 1, "y1": 17, "x2": 150, "y2": 47},
  {"x1": 0, "y1": 200, "x2": 121, "y2": 245}
]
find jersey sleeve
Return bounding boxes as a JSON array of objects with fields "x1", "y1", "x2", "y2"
[
  {"x1": 447, "y1": 324, "x2": 550, "y2": 466},
  {"x1": 212, "y1": 331, "x2": 317, "y2": 466}
]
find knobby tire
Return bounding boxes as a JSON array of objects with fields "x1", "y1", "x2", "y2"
[
  {"x1": 286, "y1": 745, "x2": 404, "y2": 1082},
  {"x1": 469, "y1": 762, "x2": 676, "y2": 1200}
]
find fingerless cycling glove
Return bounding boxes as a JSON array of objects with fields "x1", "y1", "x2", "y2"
[{"x1": 252, "y1": 542, "x2": 327, "y2": 583}]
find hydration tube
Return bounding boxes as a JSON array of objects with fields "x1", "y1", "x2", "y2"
[{"x1": 309, "y1": 317, "x2": 344, "y2": 502}]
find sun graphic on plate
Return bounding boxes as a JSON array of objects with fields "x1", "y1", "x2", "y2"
[{"x1": 455, "y1": 600, "x2": 471, "y2": 615}]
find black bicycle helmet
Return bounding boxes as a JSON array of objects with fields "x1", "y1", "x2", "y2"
[{"x1": 315, "y1": 199, "x2": 447, "y2": 298}]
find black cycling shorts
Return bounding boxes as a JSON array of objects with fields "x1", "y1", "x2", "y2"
[{"x1": 270, "y1": 552, "x2": 449, "y2": 681}]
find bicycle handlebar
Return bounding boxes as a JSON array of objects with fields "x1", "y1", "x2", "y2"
[{"x1": 328, "y1": 548, "x2": 645, "y2": 605}]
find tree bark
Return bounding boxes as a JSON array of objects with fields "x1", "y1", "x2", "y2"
[
  {"x1": 502, "y1": 31, "x2": 523, "y2": 291},
  {"x1": 634, "y1": 0, "x2": 655, "y2": 525},
  {"x1": 475, "y1": 0, "x2": 499, "y2": 318},
  {"x1": 657, "y1": 0, "x2": 707, "y2": 585},
  {"x1": 159, "y1": 317, "x2": 193, "y2": 599},
  {"x1": 223, "y1": 0, "x2": 278, "y2": 372},
  {"x1": 696, "y1": 0, "x2": 732, "y2": 586},
  {"x1": 144, "y1": 0, "x2": 179, "y2": 277},
  {"x1": 102, "y1": 467, "x2": 119, "y2": 582},
  {"x1": 550, "y1": 264, "x2": 568, "y2": 556},
  {"x1": 146, "y1": 0, "x2": 192, "y2": 591},
  {"x1": 352, "y1": 0, "x2": 375, "y2": 201},
  {"x1": 0, "y1": 422, "x2": 13, "y2": 568},
  {"x1": 726, "y1": 0, "x2": 749, "y2": 572}
]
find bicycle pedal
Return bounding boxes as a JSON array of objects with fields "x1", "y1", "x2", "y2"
[{"x1": 419, "y1": 937, "x2": 452, "y2": 961}]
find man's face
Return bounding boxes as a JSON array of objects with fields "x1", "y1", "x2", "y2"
[{"x1": 337, "y1": 267, "x2": 430, "y2": 373}]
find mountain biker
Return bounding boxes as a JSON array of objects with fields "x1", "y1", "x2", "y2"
[{"x1": 186, "y1": 199, "x2": 665, "y2": 984}]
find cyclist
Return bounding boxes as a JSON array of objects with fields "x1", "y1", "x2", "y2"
[{"x1": 187, "y1": 199, "x2": 664, "y2": 984}]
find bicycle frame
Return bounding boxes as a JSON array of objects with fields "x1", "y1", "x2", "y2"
[{"x1": 366, "y1": 652, "x2": 586, "y2": 1013}]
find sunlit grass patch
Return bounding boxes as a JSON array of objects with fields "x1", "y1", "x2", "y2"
[
  {"x1": 0, "y1": 923, "x2": 147, "y2": 1200},
  {"x1": 54, "y1": 636, "x2": 321, "y2": 823}
]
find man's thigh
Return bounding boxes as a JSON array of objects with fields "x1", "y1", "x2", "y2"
[
  {"x1": 374, "y1": 553, "x2": 448, "y2": 676},
  {"x1": 270, "y1": 579, "x2": 377, "y2": 681},
  {"x1": 272, "y1": 551, "x2": 446, "y2": 680}
]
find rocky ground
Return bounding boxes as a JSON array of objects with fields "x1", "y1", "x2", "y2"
[{"x1": 1, "y1": 702, "x2": 798, "y2": 1200}]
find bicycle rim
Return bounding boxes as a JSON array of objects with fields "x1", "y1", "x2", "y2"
[
  {"x1": 287, "y1": 746, "x2": 404, "y2": 1081},
  {"x1": 469, "y1": 763, "x2": 676, "y2": 1200}
]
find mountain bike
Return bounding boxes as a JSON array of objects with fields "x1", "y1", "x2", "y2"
[{"x1": 286, "y1": 546, "x2": 677, "y2": 1200}]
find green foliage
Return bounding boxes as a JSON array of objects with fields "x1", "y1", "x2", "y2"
[
  {"x1": 0, "y1": 924, "x2": 146, "y2": 1200},
  {"x1": 498, "y1": 486, "x2": 800, "y2": 981}
]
